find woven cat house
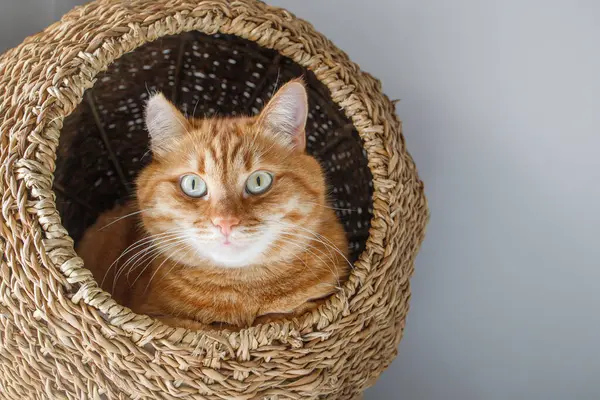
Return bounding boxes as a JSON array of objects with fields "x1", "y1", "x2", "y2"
[{"x1": 0, "y1": 0, "x2": 428, "y2": 398}]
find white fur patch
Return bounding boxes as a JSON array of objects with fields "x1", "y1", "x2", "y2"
[
  {"x1": 145, "y1": 93, "x2": 188, "y2": 155},
  {"x1": 282, "y1": 196, "x2": 312, "y2": 215},
  {"x1": 187, "y1": 224, "x2": 280, "y2": 268},
  {"x1": 260, "y1": 81, "x2": 308, "y2": 150}
]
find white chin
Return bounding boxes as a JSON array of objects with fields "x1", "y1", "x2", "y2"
[
  {"x1": 191, "y1": 241, "x2": 268, "y2": 268},
  {"x1": 187, "y1": 228, "x2": 279, "y2": 268},
  {"x1": 206, "y1": 246, "x2": 258, "y2": 268}
]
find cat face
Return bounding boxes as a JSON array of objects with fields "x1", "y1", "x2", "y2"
[{"x1": 136, "y1": 80, "x2": 327, "y2": 268}]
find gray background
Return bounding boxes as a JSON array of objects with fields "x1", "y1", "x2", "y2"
[{"x1": 2, "y1": 1, "x2": 599, "y2": 399}]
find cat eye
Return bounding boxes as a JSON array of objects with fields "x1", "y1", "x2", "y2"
[
  {"x1": 245, "y1": 171, "x2": 273, "y2": 195},
  {"x1": 180, "y1": 174, "x2": 207, "y2": 198}
]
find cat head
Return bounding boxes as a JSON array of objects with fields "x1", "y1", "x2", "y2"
[{"x1": 137, "y1": 79, "x2": 328, "y2": 268}]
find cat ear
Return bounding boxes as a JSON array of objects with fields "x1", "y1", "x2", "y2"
[
  {"x1": 258, "y1": 79, "x2": 308, "y2": 151},
  {"x1": 145, "y1": 92, "x2": 189, "y2": 156}
]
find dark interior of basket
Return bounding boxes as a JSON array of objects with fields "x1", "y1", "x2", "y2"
[{"x1": 54, "y1": 32, "x2": 373, "y2": 263}]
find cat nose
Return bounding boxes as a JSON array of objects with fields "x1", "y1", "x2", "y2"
[{"x1": 212, "y1": 217, "x2": 240, "y2": 236}]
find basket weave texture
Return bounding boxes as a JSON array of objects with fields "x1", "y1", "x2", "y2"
[{"x1": 0, "y1": 1, "x2": 428, "y2": 399}]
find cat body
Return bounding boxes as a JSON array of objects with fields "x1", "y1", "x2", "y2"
[{"x1": 77, "y1": 80, "x2": 348, "y2": 329}]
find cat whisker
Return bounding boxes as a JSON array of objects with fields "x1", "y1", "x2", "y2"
[
  {"x1": 192, "y1": 97, "x2": 201, "y2": 118},
  {"x1": 278, "y1": 233, "x2": 337, "y2": 270},
  {"x1": 119, "y1": 233, "x2": 193, "y2": 282},
  {"x1": 129, "y1": 238, "x2": 190, "y2": 290},
  {"x1": 268, "y1": 242, "x2": 329, "y2": 288},
  {"x1": 114, "y1": 246, "x2": 157, "y2": 291},
  {"x1": 276, "y1": 235, "x2": 343, "y2": 292},
  {"x1": 114, "y1": 242, "x2": 168, "y2": 291},
  {"x1": 141, "y1": 148, "x2": 152, "y2": 160},
  {"x1": 102, "y1": 228, "x2": 198, "y2": 288},
  {"x1": 119, "y1": 241, "x2": 174, "y2": 285},
  {"x1": 98, "y1": 208, "x2": 153, "y2": 231},
  {"x1": 278, "y1": 240, "x2": 342, "y2": 292},
  {"x1": 284, "y1": 222, "x2": 352, "y2": 266},
  {"x1": 278, "y1": 233, "x2": 348, "y2": 304},
  {"x1": 297, "y1": 202, "x2": 358, "y2": 212},
  {"x1": 144, "y1": 242, "x2": 195, "y2": 293},
  {"x1": 102, "y1": 230, "x2": 179, "y2": 287},
  {"x1": 275, "y1": 221, "x2": 353, "y2": 270},
  {"x1": 270, "y1": 68, "x2": 282, "y2": 98}
]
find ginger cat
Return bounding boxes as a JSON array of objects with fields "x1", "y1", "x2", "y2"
[{"x1": 77, "y1": 79, "x2": 349, "y2": 329}]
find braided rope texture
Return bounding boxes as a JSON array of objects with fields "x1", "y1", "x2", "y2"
[{"x1": 0, "y1": 0, "x2": 429, "y2": 399}]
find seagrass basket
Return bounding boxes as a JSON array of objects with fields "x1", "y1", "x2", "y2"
[{"x1": 0, "y1": 1, "x2": 428, "y2": 399}]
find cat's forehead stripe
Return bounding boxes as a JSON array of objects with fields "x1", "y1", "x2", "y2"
[
  {"x1": 204, "y1": 148, "x2": 216, "y2": 175},
  {"x1": 198, "y1": 133, "x2": 247, "y2": 180},
  {"x1": 187, "y1": 120, "x2": 263, "y2": 181},
  {"x1": 229, "y1": 140, "x2": 242, "y2": 165}
]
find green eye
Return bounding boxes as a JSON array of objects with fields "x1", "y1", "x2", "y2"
[
  {"x1": 246, "y1": 171, "x2": 273, "y2": 195},
  {"x1": 180, "y1": 174, "x2": 207, "y2": 198}
]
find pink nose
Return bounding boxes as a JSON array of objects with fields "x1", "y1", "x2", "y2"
[{"x1": 211, "y1": 217, "x2": 240, "y2": 236}]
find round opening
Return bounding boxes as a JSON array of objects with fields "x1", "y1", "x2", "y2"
[{"x1": 54, "y1": 31, "x2": 373, "y2": 328}]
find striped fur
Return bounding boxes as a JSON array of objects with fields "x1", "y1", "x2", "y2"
[{"x1": 77, "y1": 80, "x2": 348, "y2": 328}]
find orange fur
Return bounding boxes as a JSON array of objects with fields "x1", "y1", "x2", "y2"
[{"x1": 77, "y1": 79, "x2": 349, "y2": 329}]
